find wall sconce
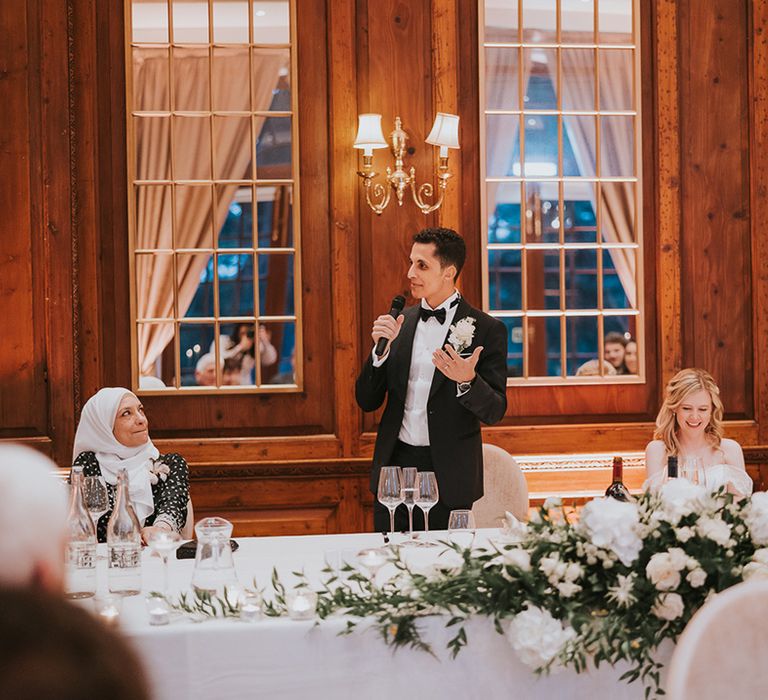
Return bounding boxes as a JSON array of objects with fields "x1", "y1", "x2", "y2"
[{"x1": 353, "y1": 113, "x2": 460, "y2": 215}]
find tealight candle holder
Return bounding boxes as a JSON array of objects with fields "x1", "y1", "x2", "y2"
[
  {"x1": 285, "y1": 589, "x2": 317, "y2": 620},
  {"x1": 145, "y1": 594, "x2": 171, "y2": 626},
  {"x1": 93, "y1": 594, "x2": 122, "y2": 627},
  {"x1": 356, "y1": 547, "x2": 388, "y2": 579},
  {"x1": 240, "y1": 591, "x2": 263, "y2": 622}
]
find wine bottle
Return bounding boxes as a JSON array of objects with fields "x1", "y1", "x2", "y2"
[
  {"x1": 605, "y1": 456, "x2": 631, "y2": 501},
  {"x1": 106, "y1": 468, "x2": 142, "y2": 596},
  {"x1": 667, "y1": 455, "x2": 678, "y2": 479},
  {"x1": 64, "y1": 466, "x2": 97, "y2": 599}
]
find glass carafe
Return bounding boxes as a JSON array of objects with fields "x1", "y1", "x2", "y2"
[
  {"x1": 65, "y1": 467, "x2": 97, "y2": 599},
  {"x1": 106, "y1": 468, "x2": 142, "y2": 596},
  {"x1": 191, "y1": 517, "x2": 238, "y2": 598}
]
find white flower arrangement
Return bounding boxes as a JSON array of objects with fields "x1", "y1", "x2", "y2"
[
  {"x1": 447, "y1": 316, "x2": 476, "y2": 353},
  {"x1": 505, "y1": 606, "x2": 576, "y2": 670},
  {"x1": 578, "y1": 496, "x2": 643, "y2": 566}
]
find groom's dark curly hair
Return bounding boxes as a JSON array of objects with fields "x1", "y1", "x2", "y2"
[{"x1": 412, "y1": 227, "x2": 466, "y2": 280}]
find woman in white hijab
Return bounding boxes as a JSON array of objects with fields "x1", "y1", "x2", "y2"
[{"x1": 72, "y1": 388, "x2": 189, "y2": 543}]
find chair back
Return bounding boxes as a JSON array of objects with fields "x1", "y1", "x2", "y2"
[
  {"x1": 666, "y1": 578, "x2": 768, "y2": 699},
  {"x1": 472, "y1": 444, "x2": 528, "y2": 527}
]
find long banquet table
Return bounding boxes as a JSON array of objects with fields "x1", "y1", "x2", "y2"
[{"x1": 107, "y1": 531, "x2": 670, "y2": 700}]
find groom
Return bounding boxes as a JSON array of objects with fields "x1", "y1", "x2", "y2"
[{"x1": 355, "y1": 228, "x2": 508, "y2": 532}]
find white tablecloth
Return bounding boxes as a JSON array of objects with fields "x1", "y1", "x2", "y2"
[{"x1": 106, "y1": 532, "x2": 669, "y2": 700}]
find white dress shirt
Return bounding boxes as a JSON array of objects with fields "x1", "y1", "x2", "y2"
[{"x1": 372, "y1": 291, "x2": 460, "y2": 446}]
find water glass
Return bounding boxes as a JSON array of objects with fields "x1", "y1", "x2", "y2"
[
  {"x1": 377, "y1": 466, "x2": 403, "y2": 535},
  {"x1": 415, "y1": 471, "x2": 439, "y2": 537},
  {"x1": 448, "y1": 509, "x2": 476, "y2": 549},
  {"x1": 145, "y1": 529, "x2": 182, "y2": 597}
]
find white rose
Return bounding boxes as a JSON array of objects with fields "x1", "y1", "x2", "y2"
[
  {"x1": 659, "y1": 479, "x2": 711, "y2": 524},
  {"x1": 686, "y1": 568, "x2": 707, "y2": 588},
  {"x1": 579, "y1": 497, "x2": 643, "y2": 566},
  {"x1": 742, "y1": 561, "x2": 768, "y2": 580},
  {"x1": 556, "y1": 581, "x2": 582, "y2": 598},
  {"x1": 499, "y1": 512, "x2": 529, "y2": 544},
  {"x1": 502, "y1": 548, "x2": 532, "y2": 572},
  {"x1": 565, "y1": 562, "x2": 583, "y2": 582},
  {"x1": 675, "y1": 526, "x2": 695, "y2": 543},
  {"x1": 646, "y1": 553, "x2": 682, "y2": 591},
  {"x1": 696, "y1": 517, "x2": 732, "y2": 546},
  {"x1": 539, "y1": 555, "x2": 560, "y2": 578},
  {"x1": 745, "y1": 492, "x2": 768, "y2": 545},
  {"x1": 505, "y1": 606, "x2": 576, "y2": 669},
  {"x1": 652, "y1": 592, "x2": 685, "y2": 621},
  {"x1": 667, "y1": 548, "x2": 689, "y2": 570}
]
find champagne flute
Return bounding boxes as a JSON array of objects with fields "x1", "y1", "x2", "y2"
[
  {"x1": 415, "y1": 471, "x2": 439, "y2": 541},
  {"x1": 82, "y1": 476, "x2": 109, "y2": 531},
  {"x1": 681, "y1": 456, "x2": 704, "y2": 485},
  {"x1": 377, "y1": 467, "x2": 403, "y2": 536},
  {"x1": 400, "y1": 468, "x2": 418, "y2": 543},
  {"x1": 448, "y1": 509, "x2": 476, "y2": 549}
]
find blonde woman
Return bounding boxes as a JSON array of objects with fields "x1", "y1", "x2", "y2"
[{"x1": 645, "y1": 368, "x2": 752, "y2": 495}]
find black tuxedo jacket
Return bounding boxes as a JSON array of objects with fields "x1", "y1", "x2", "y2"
[{"x1": 355, "y1": 297, "x2": 508, "y2": 507}]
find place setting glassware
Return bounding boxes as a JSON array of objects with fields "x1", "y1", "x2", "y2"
[
  {"x1": 680, "y1": 456, "x2": 705, "y2": 485},
  {"x1": 448, "y1": 509, "x2": 476, "y2": 549},
  {"x1": 399, "y1": 467, "x2": 420, "y2": 547},
  {"x1": 144, "y1": 529, "x2": 183, "y2": 600},
  {"x1": 414, "y1": 470, "x2": 439, "y2": 547},
  {"x1": 377, "y1": 466, "x2": 403, "y2": 543},
  {"x1": 82, "y1": 475, "x2": 109, "y2": 532}
]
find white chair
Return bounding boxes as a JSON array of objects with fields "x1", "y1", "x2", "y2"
[
  {"x1": 472, "y1": 444, "x2": 528, "y2": 527},
  {"x1": 666, "y1": 579, "x2": 768, "y2": 699}
]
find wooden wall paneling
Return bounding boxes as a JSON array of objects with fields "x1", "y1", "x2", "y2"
[
  {"x1": 328, "y1": 0, "x2": 363, "y2": 457},
  {"x1": 654, "y1": 0, "x2": 683, "y2": 389},
  {"x1": 679, "y1": 0, "x2": 753, "y2": 418},
  {"x1": 750, "y1": 0, "x2": 768, "y2": 444},
  {"x1": 0, "y1": 0, "x2": 48, "y2": 442}
]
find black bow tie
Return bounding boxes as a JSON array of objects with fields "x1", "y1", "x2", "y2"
[
  {"x1": 419, "y1": 297, "x2": 459, "y2": 324},
  {"x1": 420, "y1": 307, "x2": 446, "y2": 324}
]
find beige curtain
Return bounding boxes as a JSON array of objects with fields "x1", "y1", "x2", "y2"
[
  {"x1": 135, "y1": 48, "x2": 287, "y2": 375},
  {"x1": 558, "y1": 49, "x2": 637, "y2": 307}
]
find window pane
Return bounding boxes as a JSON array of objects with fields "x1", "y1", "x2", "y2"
[
  {"x1": 132, "y1": 48, "x2": 169, "y2": 112},
  {"x1": 522, "y1": 0, "x2": 556, "y2": 44},
  {"x1": 132, "y1": 1, "x2": 168, "y2": 43},
  {"x1": 599, "y1": 116, "x2": 634, "y2": 176},
  {"x1": 218, "y1": 253, "x2": 255, "y2": 317},
  {"x1": 603, "y1": 315, "x2": 637, "y2": 375},
  {"x1": 527, "y1": 316, "x2": 561, "y2": 377},
  {"x1": 561, "y1": 49, "x2": 595, "y2": 111},
  {"x1": 173, "y1": 116, "x2": 211, "y2": 180},
  {"x1": 486, "y1": 115, "x2": 520, "y2": 178},
  {"x1": 523, "y1": 115, "x2": 558, "y2": 177},
  {"x1": 253, "y1": 49, "x2": 292, "y2": 111},
  {"x1": 173, "y1": 48, "x2": 210, "y2": 111},
  {"x1": 484, "y1": 0, "x2": 519, "y2": 43},
  {"x1": 524, "y1": 181, "x2": 559, "y2": 243},
  {"x1": 136, "y1": 186, "x2": 173, "y2": 249},
  {"x1": 487, "y1": 183, "x2": 522, "y2": 244},
  {"x1": 526, "y1": 249, "x2": 560, "y2": 310},
  {"x1": 213, "y1": 116, "x2": 253, "y2": 180},
  {"x1": 603, "y1": 248, "x2": 636, "y2": 309},
  {"x1": 177, "y1": 185, "x2": 214, "y2": 249},
  {"x1": 599, "y1": 49, "x2": 633, "y2": 111},
  {"x1": 563, "y1": 115, "x2": 596, "y2": 177},
  {"x1": 212, "y1": 48, "x2": 251, "y2": 111},
  {"x1": 488, "y1": 250, "x2": 522, "y2": 311},
  {"x1": 172, "y1": 0, "x2": 209, "y2": 43},
  {"x1": 135, "y1": 117, "x2": 171, "y2": 180},
  {"x1": 213, "y1": 0, "x2": 249, "y2": 44},
  {"x1": 561, "y1": 0, "x2": 594, "y2": 44},
  {"x1": 500, "y1": 317, "x2": 524, "y2": 377},
  {"x1": 485, "y1": 48, "x2": 519, "y2": 112},
  {"x1": 600, "y1": 181, "x2": 636, "y2": 243},
  {"x1": 567, "y1": 316, "x2": 599, "y2": 376},
  {"x1": 219, "y1": 322, "x2": 257, "y2": 386},
  {"x1": 256, "y1": 116, "x2": 292, "y2": 179},
  {"x1": 256, "y1": 185, "x2": 294, "y2": 248},
  {"x1": 564, "y1": 249, "x2": 597, "y2": 309},
  {"x1": 253, "y1": 1, "x2": 291, "y2": 44},
  {"x1": 599, "y1": 0, "x2": 633, "y2": 45},
  {"x1": 180, "y1": 323, "x2": 217, "y2": 386},
  {"x1": 258, "y1": 253, "x2": 295, "y2": 316},
  {"x1": 136, "y1": 254, "x2": 174, "y2": 318},
  {"x1": 563, "y1": 181, "x2": 597, "y2": 243},
  {"x1": 261, "y1": 321, "x2": 296, "y2": 385},
  {"x1": 137, "y1": 322, "x2": 175, "y2": 388},
  {"x1": 180, "y1": 253, "x2": 215, "y2": 318},
  {"x1": 523, "y1": 50, "x2": 557, "y2": 109},
  {"x1": 217, "y1": 186, "x2": 254, "y2": 249}
]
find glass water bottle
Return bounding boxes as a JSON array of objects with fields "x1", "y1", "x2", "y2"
[
  {"x1": 106, "y1": 468, "x2": 143, "y2": 596},
  {"x1": 65, "y1": 466, "x2": 97, "y2": 599}
]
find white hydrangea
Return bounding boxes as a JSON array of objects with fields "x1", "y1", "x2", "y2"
[
  {"x1": 579, "y1": 497, "x2": 643, "y2": 566},
  {"x1": 659, "y1": 479, "x2": 711, "y2": 525},
  {"x1": 696, "y1": 516, "x2": 732, "y2": 547},
  {"x1": 745, "y1": 492, "x2": 768, "y2": 545},
  {"x1": 505, "y1": 606, "x2": 576, "y2": 669}
]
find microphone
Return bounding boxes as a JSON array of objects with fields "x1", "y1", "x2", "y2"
[{"x1": 374, "y1": 295, "x2": 406, "y2": 357}]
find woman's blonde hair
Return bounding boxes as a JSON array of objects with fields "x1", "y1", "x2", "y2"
[{"x1": 653, "y1": 368, "x2": 724, "y2": 455}]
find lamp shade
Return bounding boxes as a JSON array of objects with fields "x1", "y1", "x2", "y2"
[
  {"x1": 425, "y1": 113, "x2": 460, "y2": 149},
  {"x1": 353, "y1": 114, "x2": 388, "y2": 150}
]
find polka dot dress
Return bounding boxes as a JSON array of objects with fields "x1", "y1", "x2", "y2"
[{"x1": 72, "y1": 452, "x2": 190, "y2": 543}]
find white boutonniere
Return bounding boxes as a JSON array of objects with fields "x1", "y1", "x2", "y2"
[
  {"x1": 149, "y1": 458, "x2": 171, "y2": 485},
  {"x1": 448, "y1": 316, "x2": 476, "y2": 353}
]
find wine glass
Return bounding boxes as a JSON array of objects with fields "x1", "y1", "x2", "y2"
[
  {"x1": 377, "y1": 467, "x2": 403, "y2": 536},
  {"x1": 400, "y1": 468, "x2": 418, "y2": 543},
  {"x1": 415, "y1": 471, "x2": 439, "y2": 541},
  {"x1": 145, "y1": 529, "x2": 182, "y2": 598},
  {"x1": 448, "y1": 509, "x2": 476, "y2": 549},
  {"x1": 681, "y1": 456, "x2": 704, "y2": 485},
  {"x1": 82, "y1": 476, "x2": 109, "y2": 530}
]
